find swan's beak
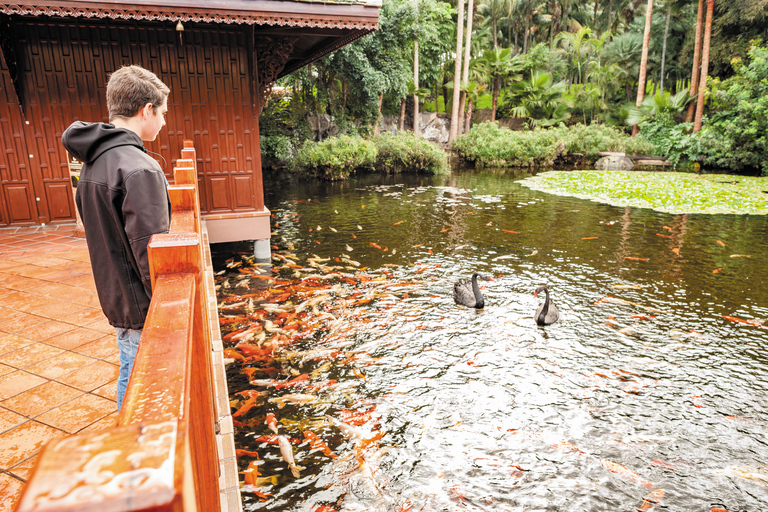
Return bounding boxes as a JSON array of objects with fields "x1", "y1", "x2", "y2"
[{"x1": 534, "y1": 290, "x2": 539, "y2": 298}]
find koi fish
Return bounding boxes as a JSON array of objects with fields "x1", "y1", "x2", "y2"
[
  {"x1": 232, "y1": 396, "x2": 263, "y2": 418},
  {"x1": 274, "y1": 373, "x2": 309, "y2": 390},
  {"x1": 713, "y1": 268, "x2": 722, "y2": 273},
  {"x1": 729, "y1": 254, "x2": 751, "y2": 258},
  {"x1": 278, "y1": 435, "x2": 305, "y2": 478},
  {"x1": 326, "y1": 414, "x2": 367, "y2": 438},
  {"x1": 625, "y1": 257, "x2": 649, "y2": 261},
  {"x1": 370, "y1": 243, "x2": 382, "y2": 249},
  {"x1": 716, "y1": 240, "x2": 725, "y2": 246},
  {"x1": 266, "y1": 413, "x2": 279, "y2": 434},
  {"x1": 582, "y1": 236, "x2": 599, "y2": 240},
  {"x1": 242, "y1": 459, "x2": 262, "y2": 485},
  {"x1": 722, "y1": 315, "x2": 766, "y2": 328},
  {"x1": 599, "y1": 459, "x2": 654, "y2": 489},
  {"x1": 672, "y1": 247, "x2": 680, "y2": 255},
  {"x1": 269, "y1": 393, "x2": 316, "y2": 409},
  {"x1": 304, "y1": 430, "x2": 337, "y2": 459},
  {"x1": 440, "y1": 228, "x2": 451, "y2": 233},
  {"x1": 393, "y1": 221, "x2": 403, "y2": 225},
  {"x1": 638, "y1": 489, "x2": 665, "y2": 510},
  {"x1": 235, "y1": 449, "x2": 260, "y2": 458},
  {"x1": 502, "y1": 229, "x2": 518, "y2": 234},
  {"x1": 650, "y1": 459, "x2": 679, "y2": 471},
  {"x1": 656, "y1": 233, "x2": 673, "y2": 239}
]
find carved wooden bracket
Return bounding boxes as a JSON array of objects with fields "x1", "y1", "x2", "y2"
[
  {"x1": 0, "y1": 13, "x2": 24, "y2": 114},
  {"x1": 255, "y1": 35, "x2": 298, "y2": 106}
]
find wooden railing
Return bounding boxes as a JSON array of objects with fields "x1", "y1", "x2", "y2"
[{"x1": 15, "y1": 141, "x2": 225, "y2": 512}]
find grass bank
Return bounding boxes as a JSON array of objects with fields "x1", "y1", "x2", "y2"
[{"x1": 518, "y1": 170, "x2": 768, "y2": 215}]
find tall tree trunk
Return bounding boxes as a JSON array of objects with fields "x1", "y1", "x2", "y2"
[
  {"x1": 449, "y1": 0, "x2": 465, "y2": 142},
  {"x1": 456, "y1": 0, "x2": 475, "y2": 136},
  {"x1": 414, "y1": 39, "x2": 420, "y2": 135},
  {"x1": 523, "y1": 11, "x2": 531, "y2": 54},
  {"x1": 660, "y1": 2, "x2": 671, "y2": 95},
  {"x1": 342, "y1": 81, "x2": 348, "y2": 112},
  {"x1": 686, "y1": 0, "x2": 704, "y2": 123},
  {"x1": 491, "y1": 76, "x2": 500, "y2": 122},
  {"x1": 593, "y1": 0, "x2": 600, "y2": 34},
  {"x1": 549, "y1": 0, "x2": 560, "y2": 48},
  {"x1": 693, "y1": 0, "x2": 714, "y2": 132},
  {"x1": 459, "y1": 0, "x2": 475, "y2": 134},
  {"x1": 632, "y1": 0, "x2": 654, "y2": 136},
  {"x1": 375, "y1": 91, "x2": 384, "y2": 135},
  {"x1": 607, "y1": 0, "x2": 614, "y2": 33},
  {"x1": 399, "y1": 97, "x2": 406, "y2": 131},
  {"x1": 465, "y1": 97, "x2": 474, "y2": 133}
]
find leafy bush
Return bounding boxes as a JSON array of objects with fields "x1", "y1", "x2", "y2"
[
  {"x1": 452, "y1": 121, "x2": 654, "y2": 168},
  {"x1": 373, "y1": 132, "x2": 448, "y2": 175},
  {"x1": 261, "y1": 135, "x2": 295, "y2": 163},
  {"x1": 291, "y1": 136, "x2": 376, "y2": 180}
]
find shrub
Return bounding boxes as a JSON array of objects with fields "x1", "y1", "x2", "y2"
[
  {"x1": 452, "y1": 121, "x2": 653, "y2": 168},
  {"x1": 373, "y1": 132, "x2": 449, "y2": 175},
  {"x1": 291, "y1": 136, "x2": 376, "y2": 180},
  {"x1": 261, "y1": 135, "x2": 295, "y2": 163}
]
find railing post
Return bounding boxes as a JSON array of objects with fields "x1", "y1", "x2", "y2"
[{"x1": 145, "y1": 232, "x2": 220, "y2": 512}]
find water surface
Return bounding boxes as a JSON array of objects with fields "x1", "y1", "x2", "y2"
[{"x1": 213, "y1": 169, "x2": 768, "y2": 512}]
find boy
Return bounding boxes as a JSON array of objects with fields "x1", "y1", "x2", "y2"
[{"x1": 62, "y1": 65, "x2": 171, "y2": 411}]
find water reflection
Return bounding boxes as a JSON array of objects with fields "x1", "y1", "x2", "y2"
[{"x1": 214, "y1": 169, "x2": 768, "y2": 512}]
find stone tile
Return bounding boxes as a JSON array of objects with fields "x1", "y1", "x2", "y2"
[
  {"x1": 18, "y1": 255, "x2": 71, "y2": 269},
  {"x1": 42, "y1": 327, "x2": 104, "y2": 351},
  {"x1": 24, "y1": 352, "x2": 96, "y2": 380},
  {"x1": 0, "y1": 372, "x2": 47, "y2": 400},
  {"x1": 0, "y1": 335, "x2": 33, "y2": 357},
  {"x1": 0, "y1": 407, "x2": 26, "y2": 433},
  {"x1": 73, "y1": 335, "x2": 117, "y2": 360},
  {"x1": 60, "y1": 274, "x2": 95, "y2": 289},
  {"x1": 27, "y1": 282, "x2": 92, "y2": 300},
  {"x1": 0, "y1": 420, "x2": 64, "y2": 468},
  {"x1": 83, "y1": 317, "x2": 115, "y2": 335},
  {"x1": 92, "y1": 380, "x2": 118, "y2": 401},
  {"x1": 36, "y1": 302, "x2": 89, "y2": 322},
  {"x1": 68, "y1": 292, "x2": 102, "y2": 309},
  {"x1": 8, "y1": 452, "x2": 40, "y2": 480},
  {"x1": 2, "y1": 381, "x2": 83, "y2": 418},
  {"x1": 35, "y1": 394, "x2": 115, "y2": 434},
  {"x1": 10, "y1": 295, "x2": 64, "y2": 314},
  {"x1": 0, "y1": 472, "x2": 25, "y2": 511},
  {"x1": 0, "y1": 364, "x2": 14, "y2": 378},
  {"x1": 21, "y1": 320, "x2": 77, "y2": 343},
  {"x1": 56, "y1": 360, "x2": 119, "y2": 392},
  {"x1": 0, "y1": 312, "x2": 48, "y2": 335},
  {"x1": 67, "y1": 308, "x2": 108, "y2": 327},
  {"x1": 0, "y1": 343, "x2": 64, "y2": 370},
  {"x1": 79, "y1": 411, "x2": 118, "y2": 434}
]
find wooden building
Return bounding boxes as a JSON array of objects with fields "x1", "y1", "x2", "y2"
[{"x1": 0, "y1": 0, "x2": 379, "y2": 245}]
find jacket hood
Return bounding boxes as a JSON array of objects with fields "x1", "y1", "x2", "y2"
[{"x1": 62, "y1": 121, "x2": 146, "y2": 164}]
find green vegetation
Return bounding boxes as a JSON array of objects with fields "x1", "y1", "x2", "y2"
[
  {"x1": 453, "y1": 122, "x2": 653, "y2": 168},
  {"x1": 373, "y1": 132, "x2": 449, "y2": 175},
  {"x1": 519, "y1": 170, "x2": 768, "y2": 215},
  {"x1": 292, "y1": 136, "x2": 376, "y2": 181},
  {"x1": 291, "y1": 133, "x2": 447, "y2": 180}
]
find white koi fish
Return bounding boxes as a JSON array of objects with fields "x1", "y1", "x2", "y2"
[{"x1": 278, "y1": 435, "x2": 305, "y2": 478}]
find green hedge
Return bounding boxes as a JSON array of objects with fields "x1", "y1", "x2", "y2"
[
  {"x1": 373, "y1": 132, "x2": 449, "y2": 175},
  {"x1": 292, "y1": 133, "x2": 448, "y2": 180},
  {"x1": 452, "y1": 122, "x2": 655, "y2": 168}
]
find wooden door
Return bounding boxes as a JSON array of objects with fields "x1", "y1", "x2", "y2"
[{"x1": 0, "y1": 54, "x2": 39, "y2": 225}]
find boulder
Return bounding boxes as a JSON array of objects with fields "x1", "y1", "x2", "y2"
[{"x1": 595, "y1": 155, "x2": 634, "y2": 171}]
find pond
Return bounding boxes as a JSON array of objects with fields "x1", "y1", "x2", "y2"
[{"x1": 212, "y1": 168, "x2": 768, "y2": 512}]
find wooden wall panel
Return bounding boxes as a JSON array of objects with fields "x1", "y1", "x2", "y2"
[{"x1": 0, "y1": 17, "x2": 265, "y2": 226}]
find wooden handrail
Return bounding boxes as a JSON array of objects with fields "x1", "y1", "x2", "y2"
[{"x1": 15, "y1": 140, "x2": 222, "y2": 512}]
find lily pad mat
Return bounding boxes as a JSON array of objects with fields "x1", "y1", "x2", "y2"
[{"x1": 518, "y1": 171, "x2": 768, "y2": 215}]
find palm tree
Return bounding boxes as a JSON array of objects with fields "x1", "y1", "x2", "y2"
[
  {"x1": 555, "y1": 26, "x2": 593, "y2": 84},
  {"x1": 507, "y1": 71, "x2": 571, "y2": 126},
  {"x1": 685, "y1": 0, "x2": 704, "y2": 123},
  {"x1": 693, "y1": 0, "x2": 713, "y2": 132},
  {"x1": 449, "y1": 0, "x2": 466, "y2": 142},
  {"x1": 478, "y1": 0, "x2": 509, "y2": 48},
  {"x1": 459, "y1": 0, "x2": 476, "y2": 135},
  {"x1": 477, "y1": 47, "x2": 524, "y2": 121},
  {"x1": 632, "y1": 0, "x2": 654, "y2": 136}
]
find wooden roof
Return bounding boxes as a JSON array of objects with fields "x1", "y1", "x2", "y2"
[{"x1": 1, "y1": 1, "x2": 380, "y2": 79}]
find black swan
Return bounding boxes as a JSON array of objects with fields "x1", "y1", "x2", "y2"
[
  {"x1": 534, "y1": 285, "x2": 559, "y2": 325},
  {"x1": 454, "y1": 273, "x2": 491, "y2": 309}
]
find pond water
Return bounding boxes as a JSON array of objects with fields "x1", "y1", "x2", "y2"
[{"x1": 212, "y1": 168, "x2": 768, "y2": 512}]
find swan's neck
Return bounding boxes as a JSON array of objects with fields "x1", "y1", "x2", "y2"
[
  {"x1": 471, "y1": 274, "x2": 484, "y2": 308},
  {"x1": 538, "y1": 289, "x2": 549, "y2": 322}
]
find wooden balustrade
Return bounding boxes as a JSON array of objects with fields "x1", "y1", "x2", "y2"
[{"x1": 15, "y1": 141, "x2": 225, "y2": 512}]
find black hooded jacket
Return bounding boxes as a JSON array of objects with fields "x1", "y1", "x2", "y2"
[{"x1": 62, "y1": 121, "x2": 171, "y2": 329}]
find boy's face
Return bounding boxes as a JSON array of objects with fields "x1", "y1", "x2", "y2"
[{"x1": 141, "y1": 98, "x2": 168, "y2": 142}]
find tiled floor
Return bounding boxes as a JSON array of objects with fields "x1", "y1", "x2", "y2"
[{"x1": 0, "y1": 223, "x2": 118, "y2": 511}]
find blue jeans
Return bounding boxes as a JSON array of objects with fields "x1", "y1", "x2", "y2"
[{"x1": 116, "y1": 327, "x2": 142, "y2": 411}]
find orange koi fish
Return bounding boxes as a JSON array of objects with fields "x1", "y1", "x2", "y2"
[
  {"x1": 599, "y1": 459, "x2": 654, "y2": 489},
  {"x1": 638, "y1": 489, "x2": 665, "y2": 510},
  {"x1": 582, "y1": 236, "x2": 599, "y2": 240},
  {"x1": 625, "y1": 257, "x2": 649, "y2": 261},
  {"x1": 662, "y1": 226, "x2": 672, "y2": 231},
  {"x1": 631, "y1": 315, "x2": 657, "y2": 320},
  {"x1": 440, "y1": 228, "x2": 451, "y2": 233},
  {"x1": 713, "y1": 268, "x2": 722, "y2": 273},
  {"x1": 242, "y1": 459, "x2": 262, "y2": 485},
  {"x1": 722, "y1": 315, "x2": 766, "y2": 328},
  {"x1": 393, "y1": 221, "x2": 403, "y2": 225},
  {"x1": 370, "y1": 242, "x2": 382, "y2": 249},
  {"x1": 274, "y1": 373, "x2": 309, "y2": 390},
  {"x1": 304, "y1": 430, "x2": 337, "y2": 459},
  {"x1": 502, "y1": 229, "x2": 518, "y2": 234},
  {"x1": 672, "y1": 248, "x2": 680, "y2": 255},
  {"x1": 656, "y1": 233, "x2": 673, "y2": 239},
  {"x1": 235, "y1": 449, "x2": 260, "y2": 458},
  {"x1": 394, "y1": 502, "x2": 412, "y2": 512},
  {"x1": 223, "y1": 348, "x2": 247, "y2": 362},
  {"x1": 265, "y1": 413, "x2": 279, "y2": 434},
  {"x1": 716, "y1": 240, "x2": 725, "y2": 246}
]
